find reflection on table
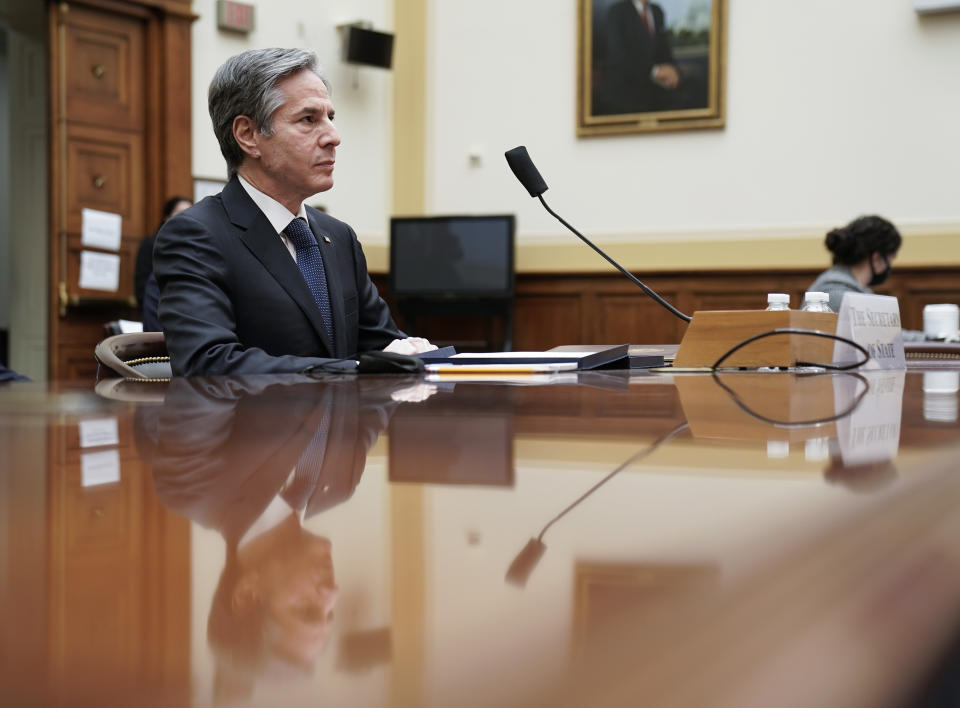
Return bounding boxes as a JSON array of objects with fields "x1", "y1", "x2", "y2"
[{"x1": 2, "y1": 368, "x2": 960, "y2": 707}]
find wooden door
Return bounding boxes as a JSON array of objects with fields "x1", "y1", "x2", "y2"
[{"x1": 48, "y1": 0, "x2": 193, "y2": 380}]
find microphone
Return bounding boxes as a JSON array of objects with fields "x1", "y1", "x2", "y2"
[
  {"x1": 504, "y1": 146, "x2": 691, "y2": 323},
  {"x1": 505, "y1": 146, "x2": 548, "y2": 197}
]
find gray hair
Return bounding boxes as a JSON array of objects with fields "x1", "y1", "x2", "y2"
[{"x1": 208, "y1": 48, "x2": 329, "y2": 178}]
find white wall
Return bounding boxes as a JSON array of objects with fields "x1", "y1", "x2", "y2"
[
  {"x1": 190, "y1": 0, "x2": 394, "y2": 238},
  {"x1": 187, "y1": 1, "x2": 960, "y2": 248},
  {"x1": 5, "y1": 24, "x2": 46, "y2": 379},
  {"x1": 428, "y1": 0, "x2": 960, "y2": 242}
]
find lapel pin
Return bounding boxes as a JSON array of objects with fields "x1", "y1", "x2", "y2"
[{"x1": 323, "y1": 235, "x2": 331, "y2": 244}]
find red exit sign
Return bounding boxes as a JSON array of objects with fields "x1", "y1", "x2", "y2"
[{"x1": 217, "y1": 1, "x2": 255, "y2": 34}]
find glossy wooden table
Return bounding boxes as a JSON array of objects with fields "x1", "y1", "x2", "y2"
[{"x1": 2, "y1": 368, "x2": 960, "y2": 708}]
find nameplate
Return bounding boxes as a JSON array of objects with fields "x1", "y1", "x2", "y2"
[
  {"x1": 833, "y1": 293, "x2": 906, "y2": 370},
  {"x1": 834, "y1": 371, "x2": 904, "y2": 466}
]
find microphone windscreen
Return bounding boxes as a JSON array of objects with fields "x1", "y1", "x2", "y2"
[
  {"x1": 505, "y1": 146, "x2": 549, "y2": 198},
  {"x1": 505, "y1": 538, "x2": 547, "y2": 587}
]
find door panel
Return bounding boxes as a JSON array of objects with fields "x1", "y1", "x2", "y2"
[
  {"x1": 64, "y1": 9, "x2": 145, "y2": 131},
  {"x1": 66, "y1": 125, "x2": 146, "y2": 235}
]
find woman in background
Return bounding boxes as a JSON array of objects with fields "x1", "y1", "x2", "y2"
[
  {"x1": 809, "y1": 215, "x2": 924, "y2": 341},
  {"x1": 136, "y1": 195, "x2": 192, "y2": 331}
]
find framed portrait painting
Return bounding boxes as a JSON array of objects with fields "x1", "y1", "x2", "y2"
[{"x1": 578, "y1": 0, "x2": 726, "y2": 136}]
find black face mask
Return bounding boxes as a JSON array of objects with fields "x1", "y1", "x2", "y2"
[{"x1": 868, "y1": 254, "x2": 891, "y2": 287}]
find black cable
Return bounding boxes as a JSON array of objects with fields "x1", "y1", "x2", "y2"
[
  {"x1": 711, "y1": 328, "x2": 871, "y2": 371},
  {"x1": 535, "y1": 420, "x2": 690, "y2": 543},
  {"x1": 710, "y1": 370, "x2": 871, "y2": 429},
  {"x1": 537, "y1": 195, "x2": 692, "y2": 323}
]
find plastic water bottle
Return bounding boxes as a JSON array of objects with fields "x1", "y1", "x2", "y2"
[
  {"x1": 801, "y1": 291, "x2": 833, "y2": 313},
  {"x1": 765, "y1": 293, "x2": 790, "y2": 311}
]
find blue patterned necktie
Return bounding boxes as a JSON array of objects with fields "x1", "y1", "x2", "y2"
[
  {"x1": 282, "y1": 412, "x2": 331, "y2": 511},
  {"x1": 285, "y1": 217, "x2": 334, "y2": 343}
]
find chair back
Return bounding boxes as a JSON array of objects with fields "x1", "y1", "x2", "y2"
[{"x1": 95, "y1": 332, "x2": 172, "y2": 380}]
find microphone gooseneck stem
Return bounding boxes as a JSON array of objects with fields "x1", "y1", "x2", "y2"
[
  {"x1": 535, "y1": 421, "x2": 690, "y2": 542},
  {"x1": 538, "y1": 195, "x2": 692, "y2": 323}
]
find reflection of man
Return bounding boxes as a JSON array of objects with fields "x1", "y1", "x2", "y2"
[
  {"x1": 141, "y1": 376, "x2": 426, "y2": 699},
  {"x1": 596, "y1": 0, "x2": 680, "y2": 114},
  {"x1": 155, "y1": 48, "x2": 434, "y2": 376}
]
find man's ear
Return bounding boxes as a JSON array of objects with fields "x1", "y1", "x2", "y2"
[
  {"x1": 233, "y1": 115, "x2": 261, "y2": 160},
  {"x1": 231, "y1": 571, "x2": 261, "y2": 615}
]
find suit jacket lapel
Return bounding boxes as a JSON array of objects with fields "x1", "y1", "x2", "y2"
[{"x1": 221, "y1": 179, "x2": 336, "y2": 355}]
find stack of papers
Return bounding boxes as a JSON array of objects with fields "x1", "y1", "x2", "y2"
[
  {"x1": 425, "y1": 360, "x2": 579, "y2": 375},
  {"x1": 420, "y1": 344, "x2": 629, "y2": 371}
]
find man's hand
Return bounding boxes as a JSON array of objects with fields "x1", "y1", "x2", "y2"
[
  {"x1": 652, "y1": 63, "x2": 680, "y2": 90},
  {"x1": 383, "y1": 337, "x2": 438, "y2": 355},
  {"x1": 390, "y1": 383, "x2": 439, "y2": 403}
]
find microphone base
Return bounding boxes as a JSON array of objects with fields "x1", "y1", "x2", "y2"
[{"x1": 673, "y1": 310, "x2": 839, "y2": 369}]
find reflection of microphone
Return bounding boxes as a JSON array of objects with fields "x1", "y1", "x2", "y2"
[
  {"x1": 504, "y1": 146, "x2": 691, "y2": 323},
  {"x1": 505, "y1": 421, "x2": 689, "y2": 587}
]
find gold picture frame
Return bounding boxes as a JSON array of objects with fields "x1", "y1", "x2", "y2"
[{"x1": 578, "y1": 0, "x2": 726, "y2": 136}]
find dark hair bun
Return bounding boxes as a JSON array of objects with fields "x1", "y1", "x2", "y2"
[
  {"x1": 824, "y1": 227, "x2": 849, "y2": 255},
  {"x1": 825, "y1": 215, "x2": 901, "y2": 266}
]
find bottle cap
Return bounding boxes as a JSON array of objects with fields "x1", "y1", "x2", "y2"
[
  {"x1": 804, "y1": 291, "x2": 829, "y2": 302},
  {"x1": 767, "y1": 293, "x2": 789, "y2": 304}
]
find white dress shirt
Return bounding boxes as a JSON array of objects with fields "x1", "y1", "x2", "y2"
[{"x1": 237, "y1": 174, "x2": 309, "y2": 262}]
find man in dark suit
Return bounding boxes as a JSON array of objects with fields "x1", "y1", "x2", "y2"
[
  {"x1": 154, "y1": 48, "x2": 434, "y2": 376},
  {"x1": 596, "y1": 0, "x2": 680, "y2": 115}
]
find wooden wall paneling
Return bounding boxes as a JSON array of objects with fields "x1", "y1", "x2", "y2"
[
  {"x1": 897, "y1": 274, "x2": 960, "y2": 332},
  {"x1": 64, "y1": 238, "x2": 139, "y2": 303},
  {"x1": 65, "y1": 124, "x2": 146, "y2": 235},
  {"x1": 49, "y1": 0, "x2": 194, "y2": 380},
  {"x1": 514, "y1": 293, "x2": 583, "y2": 350},
  {"x1": 158, "y1": 14, "x2": 194, "y2": 202},
  {"x1": 593, "y1": 384, "x2": 683, "y2": 421},
  {"x1": 510, "y1": 386, "x2": 686, "y2": 436},
  {"x1": 50, "y1": 440, "x2": 145, "y2": 697},
  {"x1": 50, "y1": 342, "x2": 90, "y2": 385},
  {"x1": 49, "y1": 1, "x2": 67, "y2": 377},
  {"x1": 49, "y1": 405, "x2": 191, "y2": 702},
  {"x1": 57, "y1": 317, "x2": 143, "y2": 380},
  {"x1": 397, "y1": 308, "x2": 506, "y2": 351},
  {"x1": 63, "y1": 7, "x2": 145, "y2": 131},
  {"x1": 377, "y1": 268, "x2": 960, "y2": 351},
  {"x1": 691, "y1": 289, "x2": 768, "y2": 313},
  {"x1": 144, "y1": 12, "x2": 163, "y2": 230},
  {"x1": 595, "y1": 292, "x2": 685, "y2": 345},
  {"x1": 686, "y1": 274, "x2": 797, "y2": 313},
  {"x1": 509, "y1": 386, "x2": 597, "y2": 421},
  {"x1": 139, "y1": 463, "x2": 191, "y2": 697},
  {"x1": 51, "y1": 3, "x2": 148, "y2": 378},
  {"x1": 502, "y1": 268, "x2": 960, "y2": 351}
]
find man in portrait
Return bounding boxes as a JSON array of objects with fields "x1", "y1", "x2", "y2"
[{"x1": 595, "y1": 0, "x2": 681, "y2": 115}]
